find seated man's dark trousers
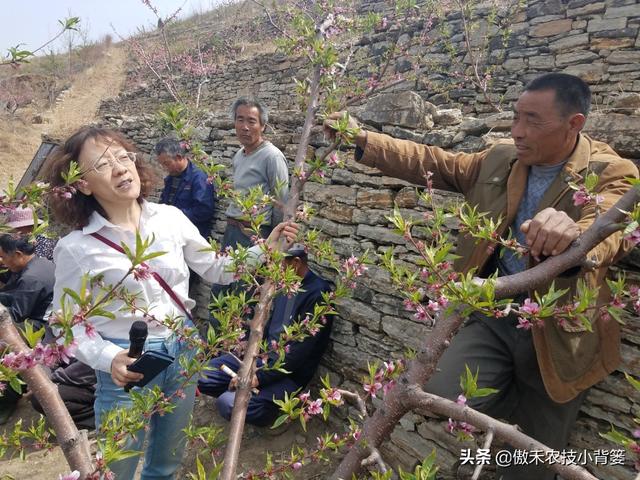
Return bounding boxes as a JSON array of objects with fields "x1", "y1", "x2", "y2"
[
  {"x1": 198, "y1": 354, "x2": 298, "y2": 427},
  {"x1": 425, "y1": 312, "x2": 587, "y2": 480},
  {"x1": 31, "y1": 360, "x2": 96, "y2": 430}
]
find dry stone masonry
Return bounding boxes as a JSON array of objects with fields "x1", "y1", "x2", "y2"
[{"x1": 98, "y1": 0, "x2": 640, "y2": 478}]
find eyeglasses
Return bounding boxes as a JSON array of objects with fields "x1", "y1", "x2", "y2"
[{"x1": 84, "y1": 151, "x2": 137, "y2": 175}]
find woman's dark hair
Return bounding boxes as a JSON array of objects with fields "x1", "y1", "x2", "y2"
[
  {"x1": 0, "y1": 234, "x2": 35, "y2": 255},
  {"x1": 46, "y1": 126, "x2": 157, "y2": 228}
]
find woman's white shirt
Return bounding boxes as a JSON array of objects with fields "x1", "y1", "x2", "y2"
[{"x1": 53, "y1": 201, "x2": 262, "y2": 373}]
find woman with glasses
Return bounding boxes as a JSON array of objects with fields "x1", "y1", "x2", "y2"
[{"x1": 46, "y1": 126, "x2": 298, "y2": 479}]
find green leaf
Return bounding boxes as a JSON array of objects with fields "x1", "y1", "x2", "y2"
[
  {"x1": 624, "y1": 373, "x2": 640, "y2": 392},
  {"x1": 599, "y1": 425, "x2": 630, "y2": 447},
  {"x1": 62, "y1": 287, "x2": 83, "y2": 305},
  {"x1": 20, "y1": 321, "x2": 45, "y2": 348},
  {"x1": 584, "y1": 172, "x2": 599, "y2": 191},
  {"x1": 8, "y1": 376, "x2": 24, "y2": 394},
  {"x1": 271, "y1": 414, "x2": 289, "y2": 429},
  {"x1": 473, "y1": 387, "x2": 499, "y2": 398},
  {"x1": 623, "y1": 221, "x2": 639, "y2": 236},
  {"x1": 196, "y1": 456, "x2": 206, "y2": 480},
  {"x1": 298, "y1": 411, "x2": 307, "y2": 432}
]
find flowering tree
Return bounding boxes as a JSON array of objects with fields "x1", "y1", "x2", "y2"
[{"x1": 1, "y1": 1, "x2": 640, "y2": 480}]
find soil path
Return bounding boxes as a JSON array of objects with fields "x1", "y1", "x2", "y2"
[
  {"x1": 0, "y1": 394, "x2": 337, "y2": 479},
  {"x1": 0, "y1": 46, "x2": 127, "y2": 191}
]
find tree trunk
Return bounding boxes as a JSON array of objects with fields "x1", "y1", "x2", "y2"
[{"x1": 0, "y1": 307, "x2": 94, "y2": 478}]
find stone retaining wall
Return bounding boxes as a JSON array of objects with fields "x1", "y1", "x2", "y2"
[{"x1": 97, "y1": 0, "x2": 640, "y2": 478}]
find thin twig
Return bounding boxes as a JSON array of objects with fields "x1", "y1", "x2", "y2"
[
  {"x1": 471, "y1": 428, "x2": 494, "y2": 480},
  {"x1": 0, "y1": 21, "x2": 74, "y2": 66},
  {"x1": 455, "y1": 0, "x2": 501, "y2": 112}
]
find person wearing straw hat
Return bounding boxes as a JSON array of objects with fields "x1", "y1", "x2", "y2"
[{"x1": 5, "y1": 206, "x2": 57, "y2": 261}]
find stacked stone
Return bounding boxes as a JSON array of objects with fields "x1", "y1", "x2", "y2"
[
  {"x1": 95, "y1": 0, "x2": 640, "y2": 476},
  {"x1": 100, "y1": 0, "x2": 640, "y2": 120},
  {"x1": 105, "y1": 90, "x2": 640, "y2": 477}
]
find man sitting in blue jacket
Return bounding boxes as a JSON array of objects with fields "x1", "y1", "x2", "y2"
[
  {"x1": 198, "y1": 244, "x2": 333, "y2": 426},
  {"x1": 155, "y1": 137, "x2": 216, "y2": 238}
]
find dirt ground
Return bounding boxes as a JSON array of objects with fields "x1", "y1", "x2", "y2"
[
  {"x1": 0, "y1": 46, "x2": 127, "y2": 192},
  {"x1": 0, "y1": 393, "x2": 339, "y2": 479}
]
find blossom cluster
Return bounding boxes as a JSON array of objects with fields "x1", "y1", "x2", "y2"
[
  {"x1": 625, "y1": 227, "x2": 640, "y2": 246},
  {"x1": 363, "y1": 359, "x2": 404, "y2": 399},
  {"x1": 342, "y1": 255, "x2": 368, "y2": 288},
  {"x1": 572, "y1": 186, "x2": 604, "y2": 207},
  {"x1": 446, "y1": 394, "x2": 477, "y2": 439},
  {"x1": 297, "y1": 391, "x2": 325, "y2": 421},
  {"x1": 1, "y1": 341, "x2": 77, "y2": 371}
]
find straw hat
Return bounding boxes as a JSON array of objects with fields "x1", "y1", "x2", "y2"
[{"x1": 6, "y1": 206, "x2": 37, "y2": 229}]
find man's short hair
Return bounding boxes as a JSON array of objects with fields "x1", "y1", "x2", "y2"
[
  {"x1": 0, "y1": 234, "x2": 35, "y2": 256},
  {"x1": 230, "y1": 97, "x2": 269, "y2": 126},
  {"x1": 524, "y1": 73, "x2": 591, "y2": 117},
  {"x1": 154, "y1": 137, "x2": 187, "y2": 157}
]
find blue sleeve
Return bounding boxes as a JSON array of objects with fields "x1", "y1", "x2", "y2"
[
  {"x1": 255, "y1": 286, "x2": 332, "y2": 387},
  {"x1": 159, "y1": 176, "x2": 170, "y2": 204},
  {"x1": 179, "y1": 171, "x2": 216, "y2": 226}
]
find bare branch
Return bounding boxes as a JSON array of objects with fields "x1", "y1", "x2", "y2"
[
  {"x1": 251, "y1": 0, "x2": 294, "y2": 41},
  {"x1": 338, "y1": 389, "x2": 367, "y2": 418},
  {"x1": 331, "y1": 306, "x2": 468, "y2": 479},
  {"x1": 494, "y1": 186, "x2": 639, "y2": 298},
  {"x1": 406, "y1": 386, "x2": 598, "y2": 480},
  {"x1": 362, "y1": 448, "x2": 388, "y2": 473},
  {"x1": 471, "y1": 428, "x2": 494, "y2": 480},
  {"x1": 220, "y1": 282, "x2": 277, "y2": 480}
]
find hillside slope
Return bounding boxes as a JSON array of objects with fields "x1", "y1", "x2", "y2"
[{"x1": 0, "y1": 46, "x2": 127, "y2": 191}]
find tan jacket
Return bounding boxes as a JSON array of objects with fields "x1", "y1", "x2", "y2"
[{"x1": 359, "y1": 131, "x2": 639, "y2": 403}]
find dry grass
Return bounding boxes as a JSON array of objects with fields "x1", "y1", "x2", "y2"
[
  {"x1": 0, "y1": 112, "x2": 45, "y2": 190},
  {"x1": 0, "y1": 47, "x2": 127, "y2": 191}
]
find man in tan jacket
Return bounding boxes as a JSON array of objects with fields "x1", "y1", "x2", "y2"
[{"x1": 325, "y1": 73, "x2": 638, "y2": 479}]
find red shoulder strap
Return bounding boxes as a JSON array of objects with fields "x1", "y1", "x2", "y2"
[{"x1": 90, "y1": 232, "x2": 193, "y2": 322}]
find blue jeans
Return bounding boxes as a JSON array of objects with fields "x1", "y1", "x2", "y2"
[{"x1": 95, "y1": 336, "x2": 197, "y2": 480}]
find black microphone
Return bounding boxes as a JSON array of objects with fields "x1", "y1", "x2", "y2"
[{"x1": 124, "y1": 321, "x2": 148, "y2": 392}]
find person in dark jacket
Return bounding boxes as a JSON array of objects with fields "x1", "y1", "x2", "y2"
[
  {"x1": 30, "y1": 360, "x2": 97, "y2": 430},
  {"x1": 0, "y1": 234, "x2": 55, "y2": 424},
  {"x1": 155, "y1": 137, "x2": 216, "y2": 238},
  {"x1": 198, "y1": 244, "x2": 333, "y2": 426},
  {"x1": 0, "y1": 234, "x2": 54, "y2": 327}
]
